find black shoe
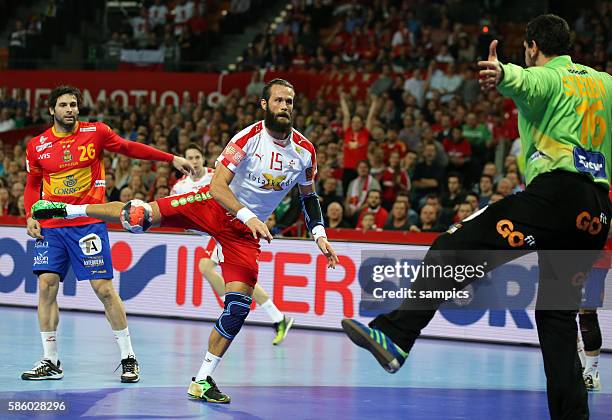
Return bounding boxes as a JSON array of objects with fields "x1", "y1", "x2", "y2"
[
  {"x1": 188, "y1": 376, "x2": 231, "y2": 403},
  {"x1": 117, "y1": 355, "x2": 140, "y2": 383},
  {"x1": 21, "y1": 359, "x2": 63, "y2": 380}
]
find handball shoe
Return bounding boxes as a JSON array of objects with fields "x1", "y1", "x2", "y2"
[
  {"x1": 272, "y1": 316, "x2": 294, "y2": 345},
  {"x1": 341, "y1": 319, "x2": 408, "y2": 373},
  {"x1": 31, "y1": 200, "x2": 67, "y2": 220},
  {"x1": 188, "y1": 376, "x2": 231, "y2": 403},
  {"x1": 117, "y1": 355, "x2": 140, "y2": 383},
  {"x1": 21, "y1": 359, "x2": 63, "y2": 380},
  {"x1": 584, "y1": 371, "x2": 601, "y2": 391}
]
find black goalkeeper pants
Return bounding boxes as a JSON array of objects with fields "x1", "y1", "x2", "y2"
[{"x1": 371, "y1": 171, "x2": 611, "y2": 420}]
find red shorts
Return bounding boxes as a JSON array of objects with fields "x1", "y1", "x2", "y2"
[{"x1": 156, "y1": 186, "x2": 260, "y2": 287}]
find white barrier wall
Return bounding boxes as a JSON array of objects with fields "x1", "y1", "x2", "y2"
[{"x1": 1, "y1": 226, "x2": 610, "y2": 349}]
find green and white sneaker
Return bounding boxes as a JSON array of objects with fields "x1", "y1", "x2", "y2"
[
  {"x1": 31, "y1": 200, "x2": 68, "y2": 220},
  {"x1": 272, "y1": 316, "x2": 294, "y2": 345},
  {"x1": 188, "y1": 376, "x2": 231, "y2": 403}
]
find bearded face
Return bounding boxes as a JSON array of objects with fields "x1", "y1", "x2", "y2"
[{"x1": 264, "y1": 103, "x2": 292, "y2": 133}]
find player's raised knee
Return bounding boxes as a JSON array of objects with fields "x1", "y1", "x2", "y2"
[{"x1": 120, "y1": 199, "x2": 154, "y2": 233}]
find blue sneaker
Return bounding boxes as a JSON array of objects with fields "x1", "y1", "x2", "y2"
[{"x1": 341, "y1": 319, "x2": 408, "y2": 373}]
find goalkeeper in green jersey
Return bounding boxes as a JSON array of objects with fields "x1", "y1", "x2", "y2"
[{"x1": 341, "y1": 14, "x2": 611, "y2": 420}]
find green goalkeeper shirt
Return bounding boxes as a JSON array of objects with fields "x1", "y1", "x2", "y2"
[{"x1": 497, "y1": 55, "x2": 612, "y2": 189}]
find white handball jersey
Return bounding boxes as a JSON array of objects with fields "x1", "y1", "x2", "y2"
[
  {"x1": 217, "y1": 121, "x2": 317, "y2": 221},
  {"x1": 170, "y1": 168, "x2": 214, "y2": 195}
]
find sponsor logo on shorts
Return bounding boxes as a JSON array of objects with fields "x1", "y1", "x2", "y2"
[
  {"x1": 496, "y1": 219, "x2": 535, "y2": 247},
  {"x1": 83, "y1": 256, "x2": 105, "y2": 267},
  {"x1": 79, "y1": 234, "x2": 103, "y2": 256},
  {"x1": 170, "y1": 192, "x2": 212, "y2": 207},
  {"x1": 35, "y1": 241, "x2": 49, "y2": 248},
  {"x1": 33, "y1": 251, "x2": 49, "y2": 265},
  {"x1": 36, "y1": 142, "x2": 52, "y2": 152},
  {"x1": 573, "y1": 147, "x2": 606, "y2": 179},
  {"x1": 576, "y1": 211, "x2": 604, "y2": 235}
]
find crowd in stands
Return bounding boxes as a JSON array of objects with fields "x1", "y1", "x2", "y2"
[
  {"x1": 1, "y1": 0, "x2": 611, "y2": 238},
  {"x1": 103, "y1": 0, "x2": 264, "y2": 70}
]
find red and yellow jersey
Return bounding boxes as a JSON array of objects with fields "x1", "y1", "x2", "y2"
[{"x1": 25, "y1": 121, "x2": 173, "y2": 228}]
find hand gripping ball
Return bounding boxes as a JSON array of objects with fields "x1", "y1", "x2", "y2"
[{"x1": 119, "y1": 199, "x2": 153, "y2": 233}]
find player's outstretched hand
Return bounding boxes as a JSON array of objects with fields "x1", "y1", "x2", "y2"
[
  {"x1": 26, "y1": 217, "x2": 44, "y2": 240},
  {"x1": 245, "y1": 217, "x2": 273, "y2": 243},
  {"x1": 478, "y1": 39, "x2": 503, "y2": 91},
  {"x1": 173, "y1": 155, "x2": 195, "y2": 176},
  {"x1": 316, "y1": 237, "x2": 339, "y2": 269}
]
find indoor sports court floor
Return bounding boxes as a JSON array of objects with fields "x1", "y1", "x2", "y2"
[{"x1": 1, "y1": 306, "x2": 611, "y2": 419}]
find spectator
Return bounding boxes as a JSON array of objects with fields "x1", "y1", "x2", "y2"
[
  {"x1": 384, "y1": 200, "x2": 412, "y2": 231},
  {"x1": 410, "y1": 204, "x2": 446, "y2": 232},
  {"x1": 0, "y1": 108, "x2": 16, "y2": 132},
  {"x1": 454, "y1": 201, "x2": 473, "y2": 224},
  {"x1": 496, "y1": 177, "x2": 513, "y2": 197},
  {"x1": 105, "y1": 172, "x2": 121, "y2": 202},
  {"x1": 345, "y1": 160, "x2": 381, "y2": 218},
  {"x1": 478, "y1": 174, "x2": 494, "y2": 208},
  {"x1": 465, "y1": 191, "x2": 480, "y2": 212},
  {"x1": 426, "y1": 62, "x2": 463, "y2": 102},
  {"x1": 441, "y1": 173, "x2": 465, "y2": 210},
  {"x1": 412, "y1": 143, "x2": 443, "y2": 203},
  {"x1": 0, "y1": 187, "x2": 10, "y2": 216},
  {"x1": 326, "y1": 202, "x2": 351, "y2": 229},
  {"x1": 319, "y1": 177, "x2": 344, "y2": 214},
  {"x1": 359, "y1": 213, "x2": 381, "y2": 233},
  {"x1": 443, "y1": 126, "x2": 472, "y2": 178},
  {"x1": 381, "y1": 151, "x2": 410, "y2": 208},
  {"x1": 149, "y1": 0, "x2": 168, "y2": 29},
  {"x1": 357, "y1": 189, "x2": 388, "y2": 229},
  {"x1": 462, "y1": 112, "x2": 492, "y2": 162},
  {"x1": 119, "y1": 186, "x2": 135, "y2": 202},
  {"x1": 403, "y1": 69, "x2": 426, "y2": 108},
  {"x1": 489, "y1": 192, "x2": 504, "y2": 204},
  {"x1": 339, "y1": 91, "x2": 379, "y2": 192}
]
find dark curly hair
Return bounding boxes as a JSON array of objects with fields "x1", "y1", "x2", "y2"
[
  {"x1": 48, "y1": 85, "x2": 83, "y2": 108},
  {"x1": 525, "y1": 14, "x2": 572, "y2": 57}
]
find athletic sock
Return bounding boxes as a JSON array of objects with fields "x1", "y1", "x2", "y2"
[
  {"x1": 113, "y1": 327, "x2": 135, "y2": 360},
  {"x1": 260, "y1": 299, "x2": 284, "y2": 323},
  {"x1": 41, "y1": 331, "x2": 58, "y2": 364},
  {"x1": 577, "y1": 336, "x2": 586, "y2": 369},
  {"x1": 66, "y1": 204, "x2": 89, "y2": 219},
  {"x1": 585, "y1": 355, "x2": 599, "y2": 375},
  {"x1": 195, "y1": 351, "x2": 222, "y2": 381}
]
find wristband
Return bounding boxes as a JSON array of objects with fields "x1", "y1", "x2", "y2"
[
  {"x1": 236, "y1": 207, "x2": 257, "y2": 224},
  {"x1": 312, "y1": 225, "x2": 327, "y2": 242}
]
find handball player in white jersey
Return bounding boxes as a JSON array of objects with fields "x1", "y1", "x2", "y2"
[
  {"x1": 171, "y1": 143, "x2": 295, "y2": 345},
  {"x1": 32, "y1": 78, "x2": 339, "y2": 403}
]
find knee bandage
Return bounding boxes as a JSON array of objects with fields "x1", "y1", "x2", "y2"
[
  {"x1": 214, "y1": 292, "x2": 252, "y2": 340},
  {"x1": 579, "y1": 312, "x2": 602, "y2": 351}
]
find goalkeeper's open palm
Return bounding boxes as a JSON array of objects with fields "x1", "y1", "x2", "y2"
[
  {"x1": 317, "y1": 237, "x2": 339, "y2": 269},
  {"x1": 478, "y1": 40, "x2": 503, "y2": 91}
]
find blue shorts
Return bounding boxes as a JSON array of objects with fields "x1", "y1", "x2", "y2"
[{"x1": 32, "y1": 223, "x2": 113, "y2": 281}]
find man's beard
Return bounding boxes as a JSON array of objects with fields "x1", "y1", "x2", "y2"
[
  {"x1": 264, "y1": 107, "x2": 292, "y2": 133},
  {"x1": 55, "y1": 114, "x2": 77, "y2": 131}
]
